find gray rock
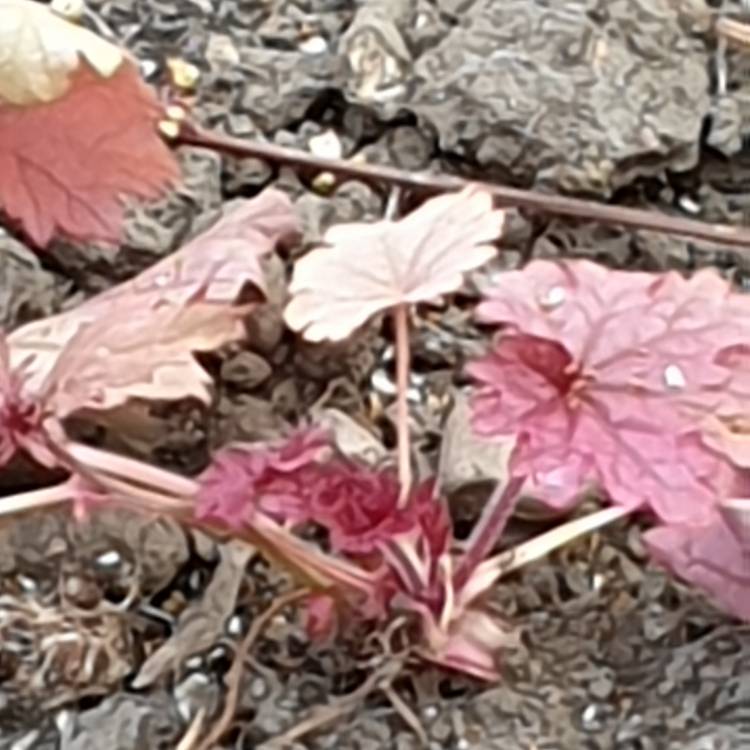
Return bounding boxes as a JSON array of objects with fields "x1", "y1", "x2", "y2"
[
  {"x1": 361, "y1": 0, "x2": 711, "y2": 194},
  {"x1": 58, "y1": 694, "x2": 179, "y2": 750}
]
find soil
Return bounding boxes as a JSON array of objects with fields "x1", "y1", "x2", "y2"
[{"x1": 1, "y1": 0, "x2": 750, "y2": 748}]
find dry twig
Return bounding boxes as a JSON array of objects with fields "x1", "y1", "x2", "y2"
[
  {"x1": 258, "y1": 615, "x2": 426, "y2": 748},
  {"x1": 192, "y1": 588, "x2": 309, "y2": 750},
  {"x1": 257, "y1": 653, "x2": 423, "y2": 749}
]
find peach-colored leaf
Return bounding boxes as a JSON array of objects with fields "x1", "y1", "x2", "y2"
[
  {"x1": 40, "y1": 302, "x2": 247, "y2": 417},
  {"x1": 284, "y1": 186, "x2": 505, "y2": 342},
  {"x1": 0, "y1": 0, "x2": 124, "y2": 105},
  {"x1": 0, "y1": 0, "x2": 179, "y2": 247},
  {"x1": 7, "y1": 190, "x2": 299, "y2": 416},
  {"x1": 702, "y1": 415, "x2": 750, "y2": 468}
]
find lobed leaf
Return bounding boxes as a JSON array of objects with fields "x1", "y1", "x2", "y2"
[
  {"x1": 284, "y1": 186, "x2": 505, "y2": 342},
  {"x1": 197, "y1": 430, "x2": 450, "y2": 559},
  {"x1": 196, "y1": 428, "x2": 332, "y2": 528},
  {"x1": 476, "y1": 260, "x2": 750, "y2": 416},
  {"x1": 7, "y1": 190, "x2": 300, "y2": 417},
  {"x1": 194, "y1": 430, "x2": 519, "y2": 678},
  {"x1": 0, "y1": 0, "x2": 179, "y2": 246},
  {"x1": 470, "y1": 261, "x2": 750, "y2": 524}
]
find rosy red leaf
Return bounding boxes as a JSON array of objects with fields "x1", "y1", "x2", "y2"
[
  {"x1": 0, "y1": 331, "x2": 56, "y2": 467},
  {"x1": 644, "y1": 514, "x2": 750, "y2": 621},
  {"x1": 7, "y1": 190, "x2": 299, "y2": 418},
  {"x1": 308, "y1": 466, "x2": 449, "y2": 557},
  {"x1": 0, "y1": 333, "x2": 25, "y2": 465},
  {"x1": 0, "y1": 0, "x2": 179, "y2": 247},
  {"x1": 197, "y1": 431, "x2": 451, "y2": 559},
  {"x1": 469, "y1": 333, "x2": 731, "y2": 524},
  {"x1": 284, "y1": 186, "x2": 505, "y2": 341},
  {"x1": 195, "y1": 428, "x2": 332, "y2": 528},
  {"x1": 196, "y1": 431, "x2": 519, "y2": 679}
]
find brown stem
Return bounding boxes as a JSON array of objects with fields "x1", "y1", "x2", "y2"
[
  {"x1": 175, "y1": 121, "x2": 750, "y2": 250},
  {"x1": 195, "y1": 589, "x2": 309, "y2": 750},
  {"x1": 394, "y1": 303, "x2": 411, "y2": 507}
]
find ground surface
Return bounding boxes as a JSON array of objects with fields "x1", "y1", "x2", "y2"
[{"x1": 1, "y1": 0, "x2": 750, "y2": 748}]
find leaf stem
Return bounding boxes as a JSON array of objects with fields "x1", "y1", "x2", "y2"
[
  {"x1": 174, "y1": 121, "x2": 750, "y2": 250},
  {"x1": 65, "y1": 441, "x2": 198, "y2": 497},
  {"x1": 458, "y1": 504, "x2": 633, "y2": 609},
  {"x1": 494, "y1": 504, "x2": 632, "y2": 575},
  {"x1": 0, "y1": 481, "x2": 73, "y2": 517},
  {"x1": 453, "y1": 474, "x2": 527, "y2": 590},
  {"x1": 394, "y1": 303, "x2": 412, "y2": 507}
]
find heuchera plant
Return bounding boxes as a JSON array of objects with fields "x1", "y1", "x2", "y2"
[{"x1": 3, "y1": 180, "x2": 750, "y2": 681}]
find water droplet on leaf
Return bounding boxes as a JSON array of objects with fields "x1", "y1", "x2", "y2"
[
  {"x1": 539, "y1": 285, "x2": 566, "y2": 309},
  {"x1": 663, "y1": 364, "x2": 686, "y2": 390}
]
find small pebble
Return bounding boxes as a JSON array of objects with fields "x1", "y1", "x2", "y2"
[
  {"x1": 422, "y1": 705, "x2": 438, "y2": 721},
  {"x1": 249, "y1": 676, "x2": 268, "y2": 699},
  {"x1": 184, "y1": 655, "x2": 204, "y2": 672},
  {"x1": 139, "y1": 59, "x2": 159, "y2": 80},
  {"x1": 309, "y1": 129, "x2": 343, "y2": 160},
  {"x1": 299, "y1": 35, "x2": 327, "y2": 54},
  {"x1": 16, "y1": 575, "x2": 37, "y2": 593},
  {"x1": 95, "y1": 550, "x2": 121, "y2": 568},
  {"x1": 226, "y1": 614, "x2": 244, "y2": 636}
]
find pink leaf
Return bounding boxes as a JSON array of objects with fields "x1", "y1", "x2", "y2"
[
  {"x1": 309, "y1": 467, "x2": 449, "y2": 558},
  {"x1": 469, "y1": 259, "x2": 750, "y2": 524},
  {"x1": 476, "y1": 260, "x2": 750, "y2": 416},
  {"x1": 469, "y1": 334, "x2": 730, "y2": 523},
  {"x1": 0, "y1": 0, "x2": 179, "y2": 247},
  {"x1": 197, "y1": 432, "x2": 451, "y2": 559},
  {"x1": 7, "y1": 189, "x2": 299, "y2": 417},
  {"x1": 195, "y1": 431, "x2": 523, "y2": 678},
  {"x1": 284, "y1": 186, "x2": 505, "y2": 341},
  {"x1": 644, "y1": 515, "x2": 750, "y2": 621}
]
